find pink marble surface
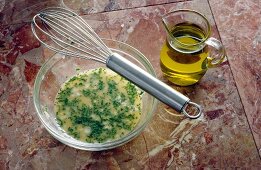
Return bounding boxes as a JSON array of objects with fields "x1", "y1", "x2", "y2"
[
  {"x1": 0, "y1": 0, "x2": 261, "y2": 169},
  {"x1": 209, "y1": 0, "x2": 261, "y2": 156},
  {"x1": 0, "y1": 0, "x2": 186, "y2": 25},
  {"x1": 63, "y1": 0, "x2": 185, "y2": 14}
]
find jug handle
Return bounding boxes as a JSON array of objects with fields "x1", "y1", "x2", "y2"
[{"x1": 205, "y1": 37, "x2": 226, "y2": 67}]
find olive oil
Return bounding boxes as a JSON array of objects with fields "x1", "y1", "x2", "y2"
[{"x1": 160, "y1": 23, "x2": 209, "y2": 86}]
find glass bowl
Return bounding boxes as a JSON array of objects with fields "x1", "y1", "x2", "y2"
[{"x1": 33, "y1": 39, "x2": 158, "y2": 151}]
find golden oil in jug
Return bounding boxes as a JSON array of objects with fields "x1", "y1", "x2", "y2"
[{"x1": 160, "y1": 22, "x2": 209, "y2": 86}]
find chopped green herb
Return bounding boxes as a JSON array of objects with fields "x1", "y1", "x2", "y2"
[
  {"x1": 54, "y1": 68, "x2": 142, "y2": 143},
  {"x1": 108, "y1": 79, "x2": 117, "y2": 94},
  {"x1": 98, "y1": 80, "x2": 104, "y2": 90},
  {"x1": 126, "y1": 82, "x2": 138, "y2": 104},
  {"x1": 82, "y1": 89, "x2": 91, "y2": 96}
]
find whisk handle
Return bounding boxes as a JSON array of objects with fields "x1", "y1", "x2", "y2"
[{"x1": 106, "y1": 53, "x2": 202, "y2": 119}]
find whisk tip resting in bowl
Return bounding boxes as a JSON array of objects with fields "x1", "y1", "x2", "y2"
[{"x1": 31, "y1": 7, "x2": 111, "y2": 63}]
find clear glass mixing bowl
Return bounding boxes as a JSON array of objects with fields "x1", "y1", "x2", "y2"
[{"x1": 33, "y1": 39, "x2": 158, "y2": 151}]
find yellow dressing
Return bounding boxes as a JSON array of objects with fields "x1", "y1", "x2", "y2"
[{"x1": 54, "y1": 68, "x2": 142, "y2": 143}]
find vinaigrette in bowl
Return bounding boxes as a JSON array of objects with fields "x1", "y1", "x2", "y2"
[
  {"x1": 54, "y1": 67, "x2": 142, "y2": 143},
  {"x1": 33, "y1": 39, "x2": 158, "y2": 151}
]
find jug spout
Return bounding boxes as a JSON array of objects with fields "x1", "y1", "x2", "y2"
[{"x1": 161, "y1": 15, "x2": 172, "y2": 35}]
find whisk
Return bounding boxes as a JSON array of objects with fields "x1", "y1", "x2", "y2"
[{"x1": 31, "y1": 7, "x2": 202, "y2": 119}]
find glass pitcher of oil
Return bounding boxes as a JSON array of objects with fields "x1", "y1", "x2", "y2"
[{"x1": 160, "y1": 9, "x2": 226, "y2": 86}]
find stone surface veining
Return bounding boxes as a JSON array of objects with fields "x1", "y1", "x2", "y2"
[{"x1": 209, "y1": 0, "x2": 261, "y2": 156}]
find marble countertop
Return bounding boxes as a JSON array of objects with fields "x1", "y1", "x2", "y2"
[{"x1": 0, "y1": 0, "x2": 260, "y2": 169}]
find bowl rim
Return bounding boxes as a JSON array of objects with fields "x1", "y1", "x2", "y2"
[{"x1": 33, "y1": 38, "x2": 158, "y2": 151}]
